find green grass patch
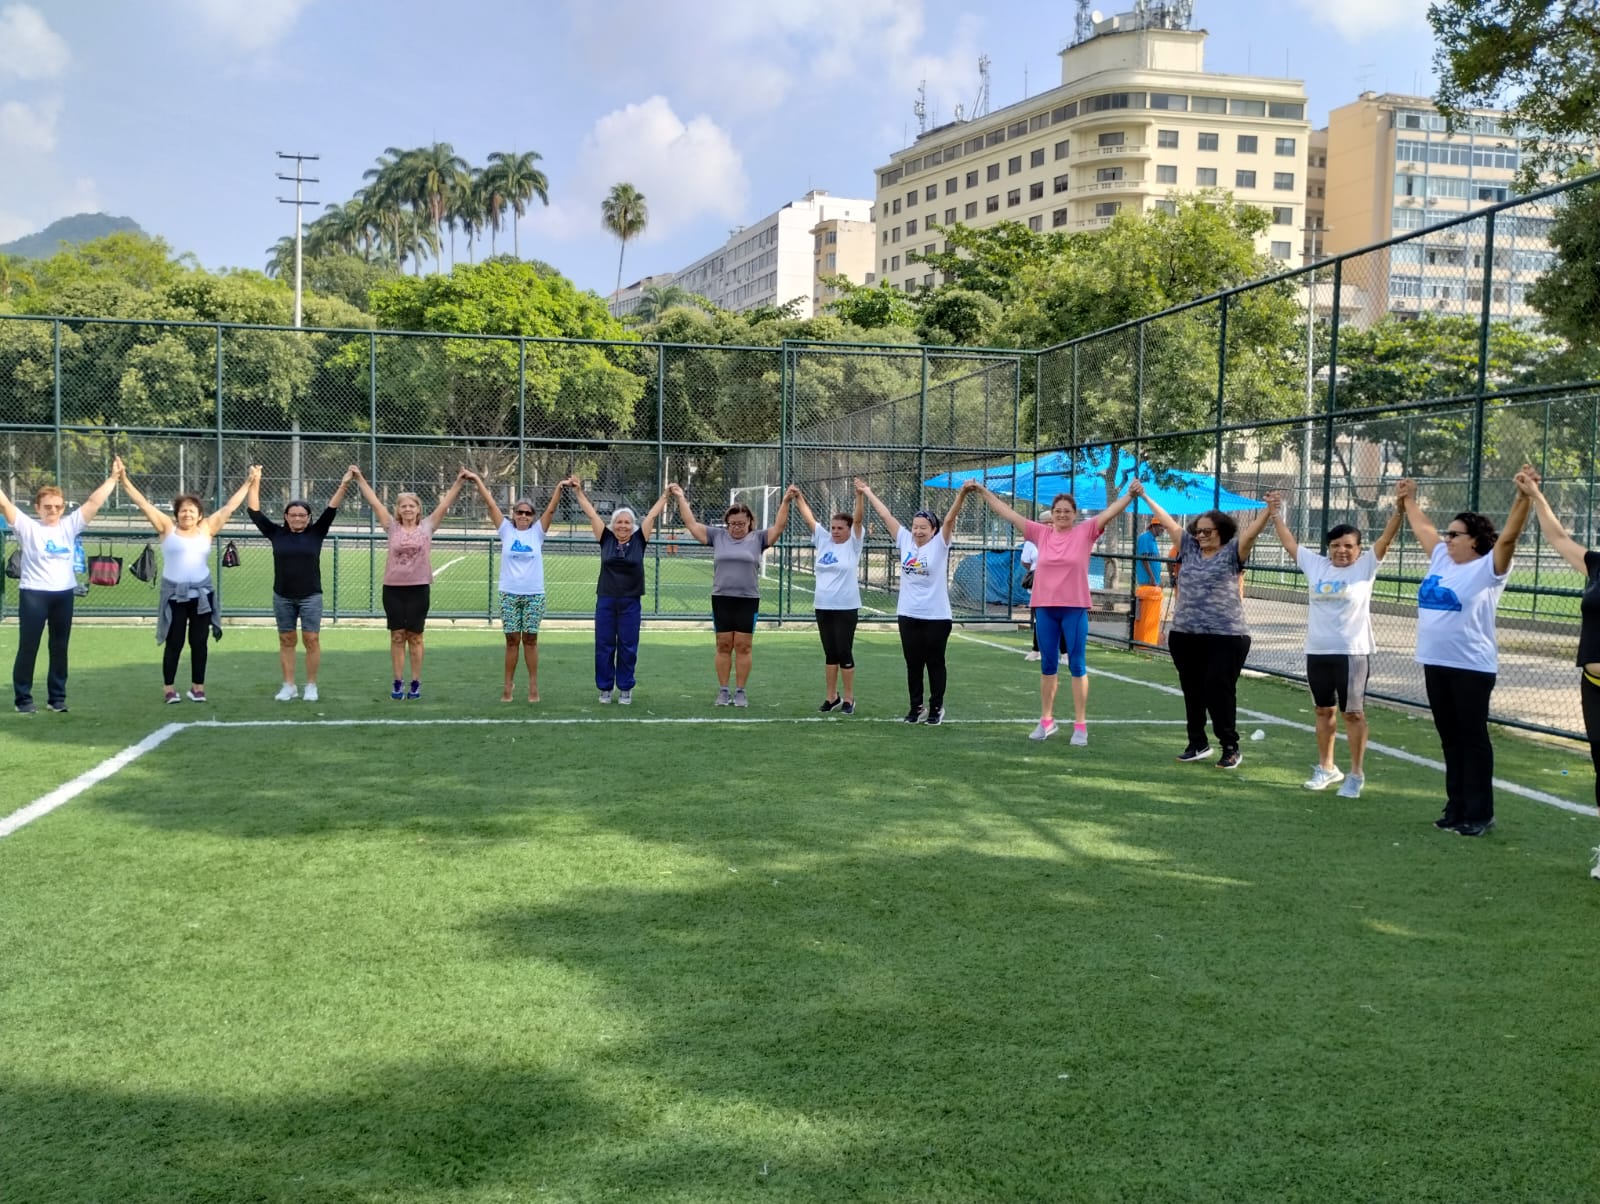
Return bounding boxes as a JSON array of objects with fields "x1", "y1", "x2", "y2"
[{"x1": 2, "y1": 628, "x2": 1598, "y2": 1201}]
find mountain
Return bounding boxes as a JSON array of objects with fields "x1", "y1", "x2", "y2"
[{"x1": 0, "y1": 213, "x2": 146, "y2": 260}]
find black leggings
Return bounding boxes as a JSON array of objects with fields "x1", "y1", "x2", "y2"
[
  {"x1": 816, "y1": 608, "x2": 859, "y2": 668},
  {"x1": 163, "y1": 598, "x2": 210, "y2": 686},
  {"x1": 1423, "y1": 664, "x2": 1497, "y2": 824},
  {"x1": 897, "y1": 616, "x2": 952, "y2": 709},
  {"x1": 1584, "y1": 672, "x2": 1600, "y2": 811},
  {"x1": 1167, "y1": 631, "x2": 1252, "y2": 752}
]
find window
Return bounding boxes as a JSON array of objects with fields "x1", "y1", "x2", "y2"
[
  {"x1": 986, "y1": 128, "x2": 1005, "y2": 146},
  {"x1": 965, "y1": 201, "x2": 978, "y2": 219},
  {"x1": 1006, "y1": 188, "x2": 1021, "y2": 207},
  {"x1": 1150, "y1": 92, "x2": 1188, "y2": 110},
  {"x1": 1157, "y1": 129, "x2": 1179, "y2": 148},
  {"x1": 891, "y1": 227, "x2": 901, "y2": 243},
  {"x1": 1094, "y1": 201, "x2": 1122, "y2": 217},
  {"x1": 1030, "y1": 113, "x2": 1048, "y2": 131},
  {"x1": 1235, "y1": 169, "x2": 1256, "y2": 188},
  {"x1": 925, "y1": 243, "x2": 936, "y2": 257},
  {"x1": 1192, "y1": 96, "x2": 1226, "y2": 114},
  {"x1": 1008, "y1": 120, "x2": 1028, "y2": 137},
  {"x1": 925, "y1": 184, "x2": 937, "y2": 201},
  {"x1": 1054, "y1": 139, "x2": 1071, "y2": 160},
  {"x1": 1270, "y1": 240, "x2": 1292, "y2": 259},
  {"x1": 1274, "y1": 172, "x2": 1295, "y2": 190},
  {"x1": 965, "y1": 135, "x2": 984, "y2": 154},
  {"x1": 1028, "y1": 215, "x2": 1043, "y2": 232},
  {"x1": 925, "y1": 215, "x2": 937, "y2": 230},
  {"x1": 1096, "y1": 166, "x2": 1124, "y2": 182},
  {"x1": 923, "y1": 273, "x2": 935, "y2": 287},
  {"x1": 1028, "y1": 182, "x2": 1044, "y2": 200},
  {"x1": 1097, "y1": 131, "x2": 1125, "y2": 148},
  {"x1": 1275, "y1": 137, "x2": 1296, "y2": 156},
  {"x1": 1086, "y1": 92, "x2": 1141, "y2": 111},
  {"x1": 906, "y1": 218, "x2": 918, "y2": 235},
  {"x1": 1269, "y1": 101, "x2": 1305, "y2": 119},
  {"x1": 1198, "y1": 132, "x2": 1218, "y2": 151},
  {"x1": 1052, "y1": 208, "x2": 1070, "y2": 227},
  {"x1": 1196, "y1": 167, "x2": 1218, "y2": 186},
  {"x1": 987, "y1": 163, "x2": 1000, "y2": 181},
  {"x1": 906, "y1": 190, "x2": 918, "y2": 207},
  {"x1": 825, "y1": 252, "x2": 836, "y2": 268},
  {"x1": 946, "y1": 177, "x2": 958, "y2": 195},
  {"x1": 1053, "y1": 174, "x2": 1070, "y2": 193},
  {"x1": 1030, "y1": 148, "x2": 1045, "y2": 168},
  {"x1": 1008, "y1": 155, "x2": 1022, "y2": 174},
  {"x1": 1156, "y1": 164, "x2": 1178, "y2": 184},
  {"x1": 881, "y1": 258, "x2": 889, "y2": 274},
  {"x1": 890, "y1": 255, "x2": 900, "y2": 270},
  {"x1": 1052, "y1": 102, "x2": 1077, "y2": 122},
  {"x1": 1237, "y1": 135, "x2": 1258, "y2": 153},
  {"x1": 1154, "y1": 199, "x2": 1177, "y2": 215},
  {"x1": 1229, "y1": 98, "x2": 1267, "y2": 116},
  {"x1": 825, "y1": 230, "x2": 837, "y2": 244},
  {"x1": 986, "y1": 195, "x2": 999, "y2": 212},
  {"x1": 966, "y1": 170, "x2": 979, "y2": 188},
  {"x1": 944, "y1": 207, "x2": 957, "y2": 224},
  {"x1": 881, "y1": 230, "x2": 889, "y2": 245},
  {"x1": 892, "y1": 198, "x2": 901, "y2": 214},
  {"x1": 1272, "y1": 205, "x2": 1293, "y2": 224}
]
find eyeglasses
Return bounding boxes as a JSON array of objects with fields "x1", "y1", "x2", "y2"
[
  {"x1": 1194, "y1": 526, "x2": 1218, "y2": 535},
  {"x1": 1442, "y1": 530, "x2": 1470, "y2": 540},
  {"x1": 512, "y1": 509, "x2": 535, "y2": 516}
]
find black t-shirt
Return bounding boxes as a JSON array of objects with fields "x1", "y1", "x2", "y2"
[
  {"x1": 250, "y1": 507, "x2": 337, "y2": 598},
  {"x1": 598, "y1": 528, "x2": 647, "y2": 598},
  {"x1": 1578, "y1": 551, "x2": 1600, "y2": 666}
]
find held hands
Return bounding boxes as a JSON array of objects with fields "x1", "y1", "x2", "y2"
[
  {"x1": 1395, "y1": 478, "x2": 1416, "y2": 503},
  {"x1": 248, "y1": 464, "x2": 263, "y2": 483},
  {"x1": 1126, "y1": 478, "x2": 1145, "y2": 499},
  {"x1": 348, "y1": 464, "x2": 366, "y2": 480},
  {"x1": 111, "y1": 455, "x2": 125, "y2": 481},
  {"x1": 783, "y1": 484, "x2": 801, "y2": 502},
  {"x1": 958, "y1": 479, "x2": 982, "y2": 495},
  {"x1": 668, "y1": 482, "x2": 686, "y2": 499},
  {"x1": 1264, "y1": 490, "x2": 1284, "y2": 515},
  {"x1": 1513, "y1": 463, "x2": 1542, "y2": 496},
  {"x1": 853, "y1": 477, "x2": 871, "y2": 496}
]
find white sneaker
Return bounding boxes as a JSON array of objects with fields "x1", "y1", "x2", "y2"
[
  {"x1": 1024, "y1": 651, "x2": 1041, "y2": 661},
  {"x1": 1028, "y1": 719, "x2": 1057, "y2": 741},
  {"x1": 1304, "y1": 765, "x2": 1345, "y2": 791},
  {"x1": 618, "y1": 690, "x2": 632, "y2": 706},
  {"x1": 598, "y1": 690, "x2": 613, "y2": 704},
  {"x1": 274, "y1": 683, "x2": 298, "y2": 702},
  {"x1": 1336, "y1": 773, "x2": 1363, "y2": 799},
  {"x1": 1069, "y1": 726, "x2": 1088, "y2": 746},
  {"x1": 1590, "y1": 847, "x2": 1600, "y2": 881},
  {"x1": 303, "y1": 684, "x2": 319, "y2": 703}
]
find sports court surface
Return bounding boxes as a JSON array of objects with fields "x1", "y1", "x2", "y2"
[{"x1": 3, "y1": 625, "x2": 1597, "y2": 1202}]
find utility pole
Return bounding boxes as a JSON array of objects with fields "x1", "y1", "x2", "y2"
[{"x1": 277, "y1": 152, "x2": 320, "y2": 497}]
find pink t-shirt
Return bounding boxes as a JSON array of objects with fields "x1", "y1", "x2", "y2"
[
  {"x1": 384, "y1": 518, "x2": 435, "y2": 586},
  {"x1": 1024, "y1": 518, "x2": 1102, "y2": 608}
]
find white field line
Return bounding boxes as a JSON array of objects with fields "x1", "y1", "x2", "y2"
[
  {"x1": 431, "y1": 556, "x2": 468, "y2": 578},
  {"x1": 0, "y1": 723, "x2": 187, "y2": 839},
  {"x1": 955, "y1": 630, "x2": 1597, "y2": 817},
  {"x1": 189, "y1": 716, "x2": 1190, "y2": 729}
]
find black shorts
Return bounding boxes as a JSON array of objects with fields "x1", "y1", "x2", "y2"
[
  {"x1": 1306, "y1": 653, "x2": 1369, "y2": 713},
  {"x1": 711, "y1": 594, "x2": 759, "y2": 634},
  {"x1": 816, "y1": 608, "x2": 859, "y2": 668},
  {"x1": 382, "y1": 584, "x2": 431, "y2": 632}
]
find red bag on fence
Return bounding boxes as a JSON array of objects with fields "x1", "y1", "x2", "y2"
[{"x1": 87, "y1": 547, "x2": 123, "y2": 587}]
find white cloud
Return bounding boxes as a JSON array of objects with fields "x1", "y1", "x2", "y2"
[
  {"x1": 1287, "y1": 0, "x2": 1429, "y2": 41},
  {"x1": 0, "y1": 97, "x2": 60, "y2": 153},
  {"x1": 172, "y1": 0, "x2": 315, "y2": 53},
  {"x1": 0, "y1": 207, "x2": 34, "y2": 243},
  {"x1": 0, "y1": 4, "x2": 70, "y2": 80},
  {"x1": 552, "y1": 96, "x2": 749, "y2": 243}
]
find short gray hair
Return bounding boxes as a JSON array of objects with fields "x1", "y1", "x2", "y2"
[{"x1": 609, "y1": 506, "x2": 637, "y2": 531}]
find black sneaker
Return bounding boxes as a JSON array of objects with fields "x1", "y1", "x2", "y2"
[
  {"x1": 1433, "y1": 814, "x2": 1462, "y2": 830},
  {"x1": 1217, "y1": 748, "x2": 1243, "y2": 770},
  {"x1": 407, "y1": 679, "x2": 421, "y2": 701},
  {"x1": 45, "y1": 701, "x2": 68, "y2": 713},
  {"x1": 925, "y1": 705, "x2": 944, "y2": 726},
  {"x1": 903, "y1": 706, "x2": 924, "y2": 724},
  {"x1": 15, "y1": 700, "x2": 36, "y2": 714},
  {"x1": 840, "y1": 700, "x2": 855, "y2": 715},
  {"x1": 1455, "y1": 818, "x2": 1495, "y2": 837},
  {"x1": 1177, "y1": 744, "x2": 1213, "y2": 762},
  {"x1": 819, "y1": 696, "x2": 841, "y2": 712},
  {"x1": 391, "y1": 679, "x2": 405, "y2": 701}
]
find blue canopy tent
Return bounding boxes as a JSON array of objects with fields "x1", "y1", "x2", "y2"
[{"x1": 924, "y1": 447, "x2": 1265, "y2": 515}]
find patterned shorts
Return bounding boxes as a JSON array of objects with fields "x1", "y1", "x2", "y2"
[{"x1": 500, "y1": 591, "x2": 546, "y2": 635}]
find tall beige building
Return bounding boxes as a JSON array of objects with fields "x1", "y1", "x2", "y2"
[
  {"x1": 810, "y1": 217, "x2": 877, "y2": 312},
  {"x1": 871, "y1": 11, "x2": 1309, "y2": 293},
  {"x1": 1322, "y1": 92, "x2": 1550, "y2": 324}
]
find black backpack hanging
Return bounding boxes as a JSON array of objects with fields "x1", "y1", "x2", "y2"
[
  {"x1": 221, "y1": 540, "x2": 241, "y2": 568},
  {"x1": 128, "y1": 543, "x2": 156, "y2": 584}
]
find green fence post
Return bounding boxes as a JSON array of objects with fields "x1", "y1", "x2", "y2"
[
  {"x1": 52, "y1": 319, "x2": 62, "y2": 485},
  {"x1": 1469, "y1": 210, "x2": 1497, "y2": 513},
  {"x1": 368, "y1": 331, "x2": 378, "y2": 615},
  {"x1": 1321, "y1": 260, "x2": 1344, "y2": 535},
  {"x1": 517, "y1": 340, "x2": 527, "y2": 497},
  {"x1": 214, "y1": 324, "x2": 225, "y2": 608},
  {"x1": 1212, "y1": 296, "x2": 1229, "y2": 505}
]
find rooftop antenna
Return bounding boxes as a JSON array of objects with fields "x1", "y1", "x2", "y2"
[
  {"x1": 972, "y1": 54, "x2": 991, "y2": 119},
  {"x1": 914, "y1": 80, "x2": 928, "y2": 135},
  {"x1": 1074, "y1": 0, "x2": 1094, "y2": 42}
]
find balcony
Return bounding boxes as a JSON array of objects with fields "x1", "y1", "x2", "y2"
[
  {"x1": 1074, "y1": 215, "x2": 1118, "y2": 229},
  {"x1": 1079, "y1": 177, "x2": 1146, "y2": 193},
  {"x1": 1077, "y1": 142, "x2": 1148, "y2": 160}
]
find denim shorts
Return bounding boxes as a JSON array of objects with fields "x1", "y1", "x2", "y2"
[{"x1": 272, "y1": 591, "x2": 324, "y2": 634}]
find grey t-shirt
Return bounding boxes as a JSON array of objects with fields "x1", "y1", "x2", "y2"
[
  {"x1": 707, "y1": 525, "x2": 768, "y2": 598},
  {"x1": 1171, "y1": 532, "x2": 1249, "y2": 636}
]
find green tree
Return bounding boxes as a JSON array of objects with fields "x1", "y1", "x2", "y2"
[
  {"x1": 601, "y1": 184, "x2": 648, "y2": 295},
  {"x1": 910, "y1": 221, "x2": 1073, "y2": 301},
  {"x1": 1527, "y1": 178, "x2": 1600, "y2": 348},
  {"x1": 915, "y1": 288, "x2": 1002, "y2": 346},
  {"x1": 629, "y1": 283, "x2": 711, "y2": 324},
  {"x1": 481, "y1": 150, "x2": 550, "y2": 260},
  {"x1": 819, "y1": 277, "x2": 919, "y2": 330}
]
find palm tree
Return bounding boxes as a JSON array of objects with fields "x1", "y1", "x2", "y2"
[
  {"x1": 477, "y1": 164, "x2": 508, "y2": 257},
  {"x1": 362, "y1": 150, "x2": 414, "y2": 269},
  {"x1": 408, "y1": 142, "x2": 469, "y2": 270},
  {"x1": 601, "y1": 183, "x2": 648, "y2": 295},
  {"x1": 265, "y1": 236, "x2": 297, "y2": 278},
  {"x1": 631, "y1": 283, "x2": 708, "y2": 323},
  {"x1": 483, "y1": 149, "x2": 550, "y2": 259},
  {"x1": 451, "y1": 174, "x2": 482, "y2": 266}
]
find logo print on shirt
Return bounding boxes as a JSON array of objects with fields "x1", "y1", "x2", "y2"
[
  {"x1": 902, "y1": 554, "x2": 928, "y2": 576},
  {"x1": 510, "y1": 539, "x2": 535, "y2": 554},
  {"x1": 1417, "y1": 574, "x2": 1462, "y2": 612},
  {"x1": 43, "y1": 539, "x2": 72, "y2": 556},
  {"x1": 1312, "y1": 579, "x2": 1349, "y2": 599},
  {"x1": 819, "y1": 550, "x2": 838, "y2": 566}
]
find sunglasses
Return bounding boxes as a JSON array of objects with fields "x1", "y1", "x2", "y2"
[
  {"x1": 512, "y1": 509, "x2": 535, "y2": 517},
  {"x1": 1194, "y1": 526, "x2": 1218, "y2": 535},
  {"x1": 1442, "y1": 530, "x2": 1471, "y2": 540}
]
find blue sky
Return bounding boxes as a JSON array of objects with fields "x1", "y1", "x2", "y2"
[{"x1": 2, "y1": 0, "x2": 1437, "y2": 297}]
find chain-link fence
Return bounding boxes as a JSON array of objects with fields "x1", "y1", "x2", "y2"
[{"x1": 3, "y1": 172, "x2": 1599, "y2": 734}]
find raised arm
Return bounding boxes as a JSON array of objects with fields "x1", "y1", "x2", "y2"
[
  {"x1": 567, "y1": 476, "x2": 606, "y2": 539},
  {"x1": 1493, "y1": 477, "x2": 1532, "y2": 577},
  {"x1": 791, "y1": 488, "x2": 819, "y2": 534},
  {"x1": 1091, "y1": 482, "x2": 1137, "y2": 533},
  {"x1": 1236, "y1": 502, "x2": 1272, "y2": 562},
  {"x1": 246, "y1": 467, "x2": 263, "y2": 514},
  {"x1": 941, "y1": 479, "x2": 978, "y2": 543},
  {"x1": 1396, "y1": 478, "x2": 1438, "y2": 556},
  {"x1": 116, "y1": 464, "x2": 175, "y2": 536},
  {"x1": 975, "y1": 483, "x2": 1030, "y2": 535},
  {"x1": 426, "y1": 469, "x2": 470, "y2": 529},
  {"x1": 350, "y1": 466, "x2": 393, "y2": 529},
  {"x1": 203, "y1": 466, "x2": 257, "y2": 537},
  {"x1": 76, "y1": 457, "x2": 123, "y2": 525},
  {"x1": 538, "y1": 479, "x2": 564, "y2": 533},
  {"x1": 1515, "y1": 465, "x2": 1589, "y2": 574},
  {"x1": 765, "y1": 485, "x2": 796, "y2": 545},
  {"x1": 1265, "y1": 491, "x2": 1298, "y2": 560},
  {"x1": 462, "y1": 469, "x2": 504, "y2": 529},
  {"x1": 639, "y1": 487, "x2": 670, "y2": 541},
  {"x1": 852, "y1": 486, "x2": 865, "y2": 538},
  {"x1": 327, "y1": 466, "x2": 355, "y2": 510},
  {"x1": 670, "y1": 483, "x2": 709, "y2": 545},
  {"x1": 857, "y1": 478, "x2": 901, "y2": 541},
  {"x1": 1371, "y1": 496, "x2": 1403, "y2": 561},
  {"x1": 1128, "y1": 480, "x2": 1184, "y2": 545}
]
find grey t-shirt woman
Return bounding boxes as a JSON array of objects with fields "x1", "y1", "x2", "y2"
[
  {"x1": 1171, "y1": 532, "x2": 1249, "y2": 636},
  {"x1": 708, "y1": 525, "x2": 768, "y2": 598}
]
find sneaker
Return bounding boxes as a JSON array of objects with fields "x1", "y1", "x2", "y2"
[
  {"x1": 1070, "y1": 725, "x2": 1088, "y2": 747},
  {"x1": 1024, "y1": 650, "x2": 1042, "y2": 662},
  {"x1": 45, "y1": 701, "x2": 68, "y2": 713},
  {"x1": 391, "y1": 679, "x2": 405, "y2": 701},
  {"x1": 599, "y1": 689, "x2": 613, "y2": 704},
  {"x1": 303, "y1": 684, "x2": 318, "y2": 703},
  {"x1": 275, "y1": 683, "x2": 299, "y2": 702},
  {"x1": 1433, "y1": 814, "x2": 1461, "y2": 830},
  {"x1": 1304, "y1": 765, "x2": 1345, "y2": 791},
  {"x1": 1589, "y1": 847, "x2": 1600, "y2": 880},
  {"x1": 732, "y1": 688, "x2": 749, "y2": 708},
  {"x1": 164, "y1": 689, "x2": 182, "y2": 705},
  {"x1": 1455, "y1": 818, "x2": 1495, "y2": 837},
  {"x1": 819, "y1": 696, "x2": 841, "y2": 713},
  {"x1": 715, "y1": 687, "x2": 732, "y2": 707},
  {"x1": 406, "y1": 680, "x2": 421, "y2": 701},
  {"x1": 186, "y1": 688, "x2": 207, "y2": 703},
  {"x1": 840, "y1": 700, "x2": 855, "y2": 715},
  {"x1": 925, "y1": 705, "x2": 944, "y2": 726},
  {"x1": 618, "y1": 690, "x2": 632, "y2": 706},
  {"x1": 1177, "y1": 744, "x2": 1213, "y2": 762},
  {"x1": 1028, "y1": 718, "x2": 1057, "y2": 741},
  {"x1": 15, "y1": 700, "x2": 36, "y2": 714},
  {"x1": 1336, "y1": 773, "x2": 1364, "y2": 799},
  {"x1": 1217, "y1": 748, "x2": 1242, "y2": 770},
  {"x1": 903, "y1": 706, "x2": 924, "y2": 724}
]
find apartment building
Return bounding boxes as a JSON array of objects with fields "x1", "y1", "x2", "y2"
[
  {"x1": 1322, "y1": 92, "x2": 1552, "y2": 325},
  {"x1": 810, "y1": 217, "x2": 877, "y2": 312},
  {"x1": 608, "y1": 273, "x2": 677, "y2": 321},
  {"x1": 871, "y1": 11, "x2": 1310, "y2": 293}
]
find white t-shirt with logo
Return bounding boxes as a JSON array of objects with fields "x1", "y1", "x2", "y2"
[
  {"x1": 1414, "y1": 543, "x2": 1508, "y2": 673},
  {"x1": 12, "y1": 510, "x2": 87, "y2": 592},
  {"x1": 811, "y1": 525, "x2": 863, "y2": 610},
  {"x1": 1296, "y1": 546, "x2": 1379, "y2": 655},
  {"x1": 497, "y1": 519, "x2": 547, "y2": 595},
  {"x1": 895, "y1": 528, "x2": 951, "y2": 620}
]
